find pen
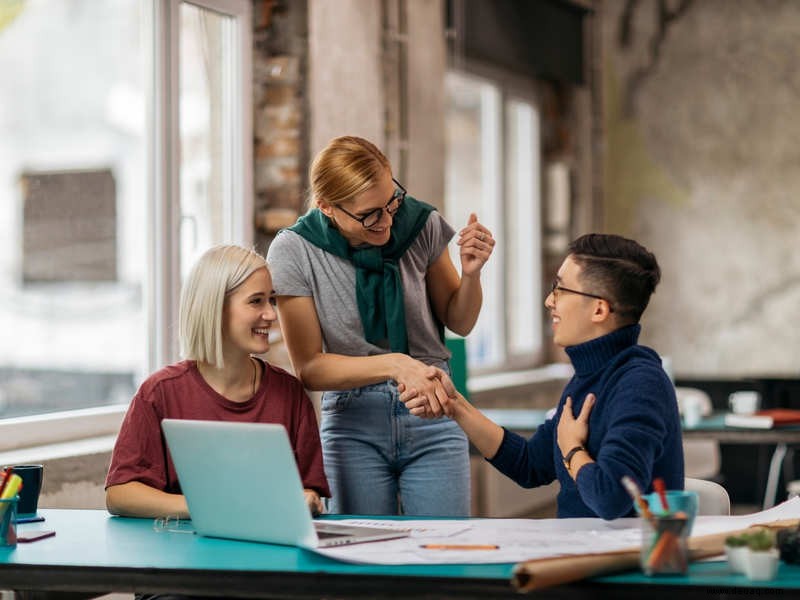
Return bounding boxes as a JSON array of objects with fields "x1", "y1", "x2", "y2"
[{"x1": 421, "y1": 544, "x2": 499, "y2": 550}]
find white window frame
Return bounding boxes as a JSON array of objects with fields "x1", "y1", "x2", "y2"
[
  {"x1": 446, "y1": 63, "x2": 544, "y2": 374},
  {"x1": 0, "y1": 0, "x2": 252, "y2": 451}
]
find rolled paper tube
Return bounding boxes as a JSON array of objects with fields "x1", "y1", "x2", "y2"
[{"x1": 512, "y1": 519, "x2": 800, "y2": 592}]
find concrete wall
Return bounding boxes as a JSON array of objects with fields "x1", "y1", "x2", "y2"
[
  {"x1": 308, "y1": 0, "x2": 385, "y2": 155},
  {"x1": 405, "y1": 0, "x2": 447, "y2": 209},
  {"x1": 601, "y1": 0, "x2": 800, "y2": 378},
  {"x1": 38, "y1": 453, "x2": 109, "y2": 510},
  {"x1": 307, "y1": 0, "x2": 446, "y2": 208}
]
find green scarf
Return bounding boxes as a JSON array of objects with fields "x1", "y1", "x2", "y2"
[{"x1": 289, "y1": 196, "x2": 434, "y2": 353}]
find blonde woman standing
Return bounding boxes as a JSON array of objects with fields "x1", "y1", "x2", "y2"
[
  {"x1": 267, "y1": 136, "x2": 494, "y2": 516},
  {"x1": 106, "y1": 245, "x2": 329, "y2": 518}
]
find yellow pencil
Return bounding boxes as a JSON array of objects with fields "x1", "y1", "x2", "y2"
[{"x1": 421, "y1": 544, "x2": 499, "y2": 550}]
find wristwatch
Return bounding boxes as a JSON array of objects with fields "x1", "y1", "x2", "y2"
[{"x1": 562, "y1": 445, "x2": 586, "y2": 471}]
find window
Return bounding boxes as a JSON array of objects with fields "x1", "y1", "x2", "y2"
[
  {"x1": 445, "y1": 70, "x2": 542, "y2": 371},
  {"x1": 0, "y1": 0, "x2": 251, "y2": 445}
]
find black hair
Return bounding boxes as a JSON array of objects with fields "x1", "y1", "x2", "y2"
[{"x1": 567, "y1": 233, "x2": 661, "y2": 324}]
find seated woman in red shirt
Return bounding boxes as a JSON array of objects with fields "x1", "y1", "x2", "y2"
[{"x1": 105, "y1": 244, "x2": 329, "y2": 518}]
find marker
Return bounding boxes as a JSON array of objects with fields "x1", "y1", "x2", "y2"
[
  {"x1": 653, "y1": 477, "x2": 670, "y2": 513},
  {"x1": 0, "y1": 467, "x2": 12, "y2": 498},
  {"x1": 0, "y1": 474, "x2": 22, "y2": 500},
  {"x1": 421, "y1": 544, "x2": 499, "y2": 550}
]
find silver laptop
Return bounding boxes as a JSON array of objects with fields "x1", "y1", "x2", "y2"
[{"x1": 161, "y1": 419, "x2": 409, "y2": 548}]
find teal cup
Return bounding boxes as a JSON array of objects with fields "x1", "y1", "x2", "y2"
[
  {"x1": 640, "y1": 513, "x2": 690, "y2": 575},
  {"x1": 644, "y1": 490, "x2": 699, "y2": 535},
  {"x1": 0, "y1": 497, "x2": 18, "y2": 547}
]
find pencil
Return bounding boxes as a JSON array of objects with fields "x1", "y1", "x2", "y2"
[
  {"x1": 421, "y1": 544, "x2": 499, "y2": 550},
  {"x1": 621, "y1": 475, "x2": 654, "y2": 520}
]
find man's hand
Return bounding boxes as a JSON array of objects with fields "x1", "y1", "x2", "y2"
[{"x1": 556, "y1": 393, "x2": 595, "y2": 457}]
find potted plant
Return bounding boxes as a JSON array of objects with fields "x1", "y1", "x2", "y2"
[
  {"x1": 724, "y1": 532, "x2": 750, "y2": 575},
  {"x1": 743, "y1": 528, "x2": 779, "y2": 581}
]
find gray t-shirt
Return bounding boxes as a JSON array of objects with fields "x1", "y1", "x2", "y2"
[{"x1": 267, "y1": 211, "x2": 455, "y2": 368}]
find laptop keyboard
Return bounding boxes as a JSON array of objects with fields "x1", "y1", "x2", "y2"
[{"x1": 316, "y1": 529, "x2": 348, "y2": 539}]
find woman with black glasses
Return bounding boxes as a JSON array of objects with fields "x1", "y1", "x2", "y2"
[{"x1": 267, "y1": 136, "x2": 494, "y2": 516}]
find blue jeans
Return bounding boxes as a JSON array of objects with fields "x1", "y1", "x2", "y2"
[{"x1": 320, "y1": 380, "x2": 470, "y2": 516}]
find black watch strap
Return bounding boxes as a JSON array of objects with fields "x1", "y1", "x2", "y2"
[{"x1": 562, "y1": 445, "x2": 586, "y2": 470}]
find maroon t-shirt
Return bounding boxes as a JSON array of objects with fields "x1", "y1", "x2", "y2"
[{"x1": 106, "y1": 359, "x2": 330, "y2": 496}]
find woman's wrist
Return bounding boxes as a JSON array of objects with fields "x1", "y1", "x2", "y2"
[{"x1": 387, "y1": 353, "x2": 414, "y2": 380}]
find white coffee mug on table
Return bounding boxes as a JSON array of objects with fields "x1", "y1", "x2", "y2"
[{"x1": 728, "y1": 390, "x2": 760, "y2": 415}]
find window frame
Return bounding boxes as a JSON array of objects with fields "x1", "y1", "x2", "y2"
[
  {"x1": 446, "y1": 62, "x2": 545, "y2": 375},
  {"x1": 0, "y1": 0, "x2": 253, "y2": 451}
]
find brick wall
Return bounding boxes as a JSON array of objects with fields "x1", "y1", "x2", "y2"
[{"x1": 252, "y1": 0, "x2": 308, "y2": 254}]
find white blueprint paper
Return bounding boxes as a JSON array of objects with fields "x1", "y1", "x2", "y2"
[{"x1": 312, "y1": 497, "x2": 800, "y2": 565}]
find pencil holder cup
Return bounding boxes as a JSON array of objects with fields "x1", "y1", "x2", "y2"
[
  {"x1": 0, "y1": 497, "x2": 18, "y2": 548},
  {"x1": 644, "y1": 490, "x2": 699, "y2": 535},
  {"x1": 640, "y1": 514, "x2": 690, "y2": 576}
]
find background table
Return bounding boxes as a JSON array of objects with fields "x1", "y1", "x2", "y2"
[
  {"x1": 683, "y1": 413, "x2": 800, "y2": 509},
  {"x1": 484, "y1": 408, "x2": 800, "y2": 510}
]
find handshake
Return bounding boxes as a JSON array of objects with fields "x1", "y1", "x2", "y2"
[{"x1": 396, "y1": 363, "x2": 465, "y2": 420}]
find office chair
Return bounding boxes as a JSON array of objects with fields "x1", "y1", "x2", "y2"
[
  {"x1": 684, "y1": 477, "x2": 731, "y2": 516},
  {"x1": 677, "y1": 387, "x2": 721, "y2": 480}
]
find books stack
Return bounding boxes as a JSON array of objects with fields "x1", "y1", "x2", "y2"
[{"x1": 724, "y1": 409, "x2": 800, "y2": 429}]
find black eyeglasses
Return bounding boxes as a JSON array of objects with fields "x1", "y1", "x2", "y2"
[
  {"x1": 335, "y1": 178, "x2": 406, "y2": 228},
  {"x1": 549, "y1": 280, "x2": 614, "y2": 312}
]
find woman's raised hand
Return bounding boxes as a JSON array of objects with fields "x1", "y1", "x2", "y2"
[{"x1": 457, "y1": 213, "x2": 495, "y2": 277}]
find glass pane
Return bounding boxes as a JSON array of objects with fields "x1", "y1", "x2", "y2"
[
  {"x1": 444, "y1": 72, "x2": 504, "y2": 369},
  {"x1": 506, "y1": 99, "x2": 541, "y2": 356},
  {"x1": 0, "y1": 0, "x2": 146, "y2": 417},
  {"x1": 179, "y1": 3, "x2": 235, "y2": 279}
]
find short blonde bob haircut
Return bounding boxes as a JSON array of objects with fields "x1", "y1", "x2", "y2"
[
  {"x1": 309, "y1": 136, "x2": 391, "y2": 209},
  {"x1": 179, "y1": 244, "x2": 267, "y2": 369}
]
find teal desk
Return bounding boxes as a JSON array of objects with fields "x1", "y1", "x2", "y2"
[
  {"x1": 0, "y1": 509, "x2": 515, "y2": 599},
  {"x1": 682, "y1": 412, "x2": 800, "y2": 444},
  {"x1": 4, "y1": 509, "x2": 800, "y2": 599},
  {"x1": 683, "y1": 412, "x2": 800, "y2": 509},
  {"x1": 484, "y1": 408, "x2": 800, "y2": 444}
]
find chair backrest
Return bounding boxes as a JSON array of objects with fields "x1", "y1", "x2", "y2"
[
  {"x1": 684, "y1": 477, "x2": 731, "y2": 516},
  {"x1": 677, "y1": 387, "x2": 721, "y2": 480}
]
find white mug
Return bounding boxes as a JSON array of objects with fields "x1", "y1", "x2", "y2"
[
  {"x1": 728, "y1": 391, "x2": 760, "y2": 415},
  {"x1": 682, "y1": 396, "x2": 703, "y2": 428}
]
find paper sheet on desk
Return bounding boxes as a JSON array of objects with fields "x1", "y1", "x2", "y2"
[
  {"x1": 312, "y1": 498, "x2": 800, "y2": 565},
  {"x1": 691, "y1": 496, "x2": 800, "y2": 537},
  {"x1": 312, "y1": 517, "x2": 642, "y2": 564}
]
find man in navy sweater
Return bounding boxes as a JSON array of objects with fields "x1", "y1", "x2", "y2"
[{"x1": 402, "y1": 233, "x2": 683, "y2": 518}]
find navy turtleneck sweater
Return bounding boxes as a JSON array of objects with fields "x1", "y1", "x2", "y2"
[{"x1": 489, "y1": 324, "x2": 684, "y2": 519}]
